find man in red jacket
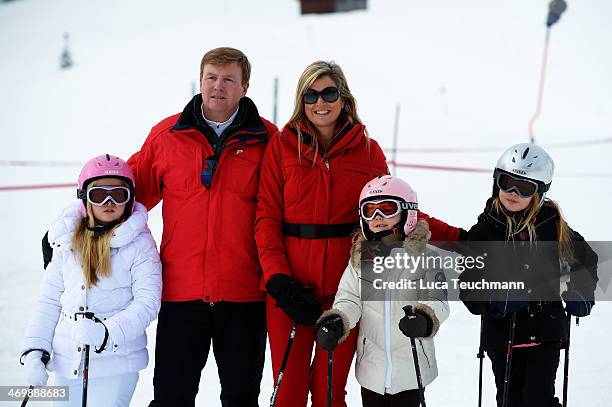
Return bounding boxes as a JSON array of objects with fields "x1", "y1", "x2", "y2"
[{"x1": 128, "y1": 47, "x2": 278, "y2": 407}]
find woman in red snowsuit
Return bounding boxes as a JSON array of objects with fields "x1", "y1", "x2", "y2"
[{"x1": 255, "y1": 61, "x2": 463, "y2": 407}]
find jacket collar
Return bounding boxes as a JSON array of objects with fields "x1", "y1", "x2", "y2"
[
  {"x1": 481, "y1": 197, "x2": 559, "y2": 234},
  {"x1": 282, "y1": 117, "x2": 366, "y2": 160},
  {"x1": 48, "y1": 202, "x2": 150, "y2": 251},
  {"x1": 173, "y1": 95, "x2": 268, "y2": 150}
]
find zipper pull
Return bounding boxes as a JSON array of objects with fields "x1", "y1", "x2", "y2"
[{"x1": 324, "y1": 157, "x2": 330, "y2": 171}]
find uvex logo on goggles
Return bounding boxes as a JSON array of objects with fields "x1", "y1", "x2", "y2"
[
  {"x1": 360, "y1": 199, "x2": 418, "y2": 221},
  {"x1": 496, "y1": 172, "x2": 539, "y2": 198},
  {"x1": 302, "y1": 87, "x2": 340, "y2": 105},
  {"x1": 77, "y1": 186, "x2": 131, "y2": 206}
]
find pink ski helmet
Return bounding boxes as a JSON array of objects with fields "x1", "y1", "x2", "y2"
[
  {"x1": 358, "y1": 175, "x2": 418, "y2": 240},
  {"x1": 76, "y1": 154, "x2": 136, "y2": 216}
]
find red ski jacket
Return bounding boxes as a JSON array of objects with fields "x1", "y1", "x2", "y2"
[
  {"x1": 128, "y1": 96, "x2": 278, "y2": 302},
  {"x1": 255, "y1": 120, "x2": 464, "y2": 297}
]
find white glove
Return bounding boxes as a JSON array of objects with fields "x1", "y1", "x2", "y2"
[
  {"x1": 23, "y1": 351, "x2": 49, "y2": 387},
  {"x1": 72, "y1": 318, "x2": 106, "y2": 348}
]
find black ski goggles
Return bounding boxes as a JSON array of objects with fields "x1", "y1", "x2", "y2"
[
  {"x1": 302, "y1": 87, "x2": 340, "y2": 104},
  {"x1": 495, "y1": 172, "x2": 540, "y2": 198},
  {"x1": 83, "y1": 186, "x2": 131, "y2": 206}
]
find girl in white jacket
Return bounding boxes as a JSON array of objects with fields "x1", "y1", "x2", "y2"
[
  {"x1": 315, "y1": 175, "x2": 449, "y2": 407},
  {"x1": 20, "y1": 154, "x2": 162, "y2": 407}
]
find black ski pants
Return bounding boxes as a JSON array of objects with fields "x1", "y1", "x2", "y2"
[
  {"x1": 360, "y1": 387, "x2": 422, "y2": 407},
  {"x1": 149, "y1": 300, "x2": 266, "y2": 407},
  {"x1": 488, "y1": 343, "x2": 561, "y2": 407}
]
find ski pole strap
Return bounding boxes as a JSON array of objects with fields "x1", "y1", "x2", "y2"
[
  {"x1": 93, "y1": 320, "x2": 109, "y2": 354},
  {"x1": 19, "y1": 349, "x2": 51, "y2": 366},
  {"x1": 74, "y1": 312, "x2": 110, "y2": 354},
  {"x1": 283, "y1": 222, "x2": 359, "y2": 239}
]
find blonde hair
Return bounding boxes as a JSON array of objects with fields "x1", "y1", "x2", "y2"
[
  {"x1": 288, "y1": 61, "x2": 366, "y2": 163},
  {"x1": 200, "y1": 47, "x2": 251, "y2": 85},
  {"x1": 493, "y1": 195, "x2": 575, "y2": 263},
  {"x1": 71, "y1": 179, "x2": 127, "y2": 287}
]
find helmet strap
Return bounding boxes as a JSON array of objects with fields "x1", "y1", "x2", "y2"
[
  {"x1": 363, "y1": 213, "x2": 407, "y2": 241},
  {"x1": 85, "y1": 217, "x2": 123, "y2": 238}
]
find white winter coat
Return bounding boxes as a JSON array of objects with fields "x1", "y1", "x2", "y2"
[
  {"x1": 21, "y1": 202, "x2": 162, "y2": 379},
  {"x1": 323, "y1": 220, "x2": 449, "y2": 395}
]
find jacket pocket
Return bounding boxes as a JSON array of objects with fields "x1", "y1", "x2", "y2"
[
  {"x1": 418, "y1": 339, "x2": 431, "y2": 369},
  {"x1": 220, "y1": 146, "x2": 263, "y2": 196},
  {"x1": 164, "y1": 146, "x2": 201, "y2": 191},
  {"x1": 159, "y1": 221, "x2": 177, "y2": 259},
  {"x1": 357, "y1": 337, "x2": 367, "y2": 364}
]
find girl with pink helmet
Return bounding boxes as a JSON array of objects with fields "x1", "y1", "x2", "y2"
[
  {"x1": 20, "y1": 154, "x2": 162, "y2": 407},
  {"x1": 315, "y1": 175, "x2": 449, "y2": 407}
]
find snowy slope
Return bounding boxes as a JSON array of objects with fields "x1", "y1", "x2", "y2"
[{"x1": 1, "y1": 0, "x2": 611, "y2": 405}]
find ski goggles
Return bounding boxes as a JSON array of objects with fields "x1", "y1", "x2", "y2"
[
  {"x1": 84, "y1": 186, "x2": 131, "y2": 206},
  {"x1": 495, "y1": 172, "x2": 540, "y2": 198},
  {"x1": 302, "y1": 87, "x2": 340, "y2": 104},
  {"x1": 359, "y1": 199, "x2": 418, "y2": 221}
]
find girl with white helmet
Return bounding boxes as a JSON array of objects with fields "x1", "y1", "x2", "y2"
[
  {"x1": 315, "y1": 175, "x2": 449, "y2": 407},
  {"x1": 459, "y1": 143, "x2": 598, "y2": 407},
  {"x1": 20, "y1": 154, "x2": 162, "y2": 407}
]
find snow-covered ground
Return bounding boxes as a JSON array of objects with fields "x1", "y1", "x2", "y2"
[{"x1": 1, "y1": 0, "x2": 611, "y2": 405}]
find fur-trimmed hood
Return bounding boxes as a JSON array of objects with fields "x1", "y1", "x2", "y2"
[{"x1": 349, "y1": 219, "x2": 432, "y2": 270}]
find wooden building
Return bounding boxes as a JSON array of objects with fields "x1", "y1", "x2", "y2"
[{"x1": 299, "y1": 0, "x2": 367, "y2": 14}]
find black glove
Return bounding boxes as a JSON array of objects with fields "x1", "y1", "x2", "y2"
[
  {"x1": 399, "y1": 305, "x2": 433, "y2": 338},
  {"x1": 266, "y1": 274, "x2": 322, "y2": 326},
  {"x1": 315, "y1": 314, "x2": 344, "y2": 351},
  {"x1": 562, "y1": 289, "x2": 594, "y2": 317},
  {"x1": 42, "y1": 231, "x2": 53, "y2": 270},
  {"x1": 488, "y1": 289, "x2": 528, "y2": 319}
]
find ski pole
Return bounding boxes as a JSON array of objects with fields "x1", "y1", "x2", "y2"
[
  {"x1": 75, "y1": 311, "x2": 95, "y2": 407},
  {"x1": 81, "y1": 344, "x2": 90, "y2": 407},
  {"x1": 410, "y1": 336, "x2": 427, "y2": 407},
  {"x1": 562, "y1": 314, "x2": 571, "y2": 407},
  {"x1": 270, "y1": 322, "x2": 298, "y2": 407},
  {"x1": 562, "y1": 316, "x2": 578, "y2": 407},
  {"x1": 477, "y1": 315, "x2": 485, "y2": 407},
  {"x1": 327, "y1": 349, "x2": 333, "y2": 407},
  {"x1": 404, "y1": 306, "x2": 426, "y2": 407},
  {"x1": 501, "y1": 312, "x2": 517, "y2": 407},
  {"x1": 20, "y1": 386, "x2": 34, "y2": 407}
]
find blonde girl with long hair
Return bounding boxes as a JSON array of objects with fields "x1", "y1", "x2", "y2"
[
  {"x1": 459, "y1": 143, "x2": 598, "y2": 407},
  {"x1": 21, "y1": 154, "x2": 161, "y2": 407}
]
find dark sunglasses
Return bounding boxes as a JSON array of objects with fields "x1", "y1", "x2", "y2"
[
  {"x1": 496, "y1": 172, "x2": 539, "y2": 198},
  {"x1": 302, "y1": 87, "x2": 340, "y2": 104}
]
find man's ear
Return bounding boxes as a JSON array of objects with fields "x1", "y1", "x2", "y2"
[{"x1": 242, "y1": 82, "x2": 249, "y2": 97}]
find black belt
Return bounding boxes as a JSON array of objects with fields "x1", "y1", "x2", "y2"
[{"x1": 283, "y1": 222, "x2": 359, "y2": 239}]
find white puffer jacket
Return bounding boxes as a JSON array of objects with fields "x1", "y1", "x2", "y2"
[
  {"x1": 21, "y1": 202, "x2": 162, "y2": 379},
  {"x1": 323, "y1": 220, "x2": 449, "y2": 395}
]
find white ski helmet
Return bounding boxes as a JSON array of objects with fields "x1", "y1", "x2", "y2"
[
  {"x1": 493, "y1": 143, "x2": 555, "y2": 202},
  {"x1": 358, "y1": 175, "x2": 418, "y2": 240}
]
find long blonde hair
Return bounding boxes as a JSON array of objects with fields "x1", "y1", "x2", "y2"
[
  {"x1": 493, "y1": 194, "x2": 575, "y2": 263},
  {"x1": 71, "y1": 179, "x2": 127, "y2": 287},
  {"x1": 288, "y1": 61, "x2": 366, "y2": 163}
]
